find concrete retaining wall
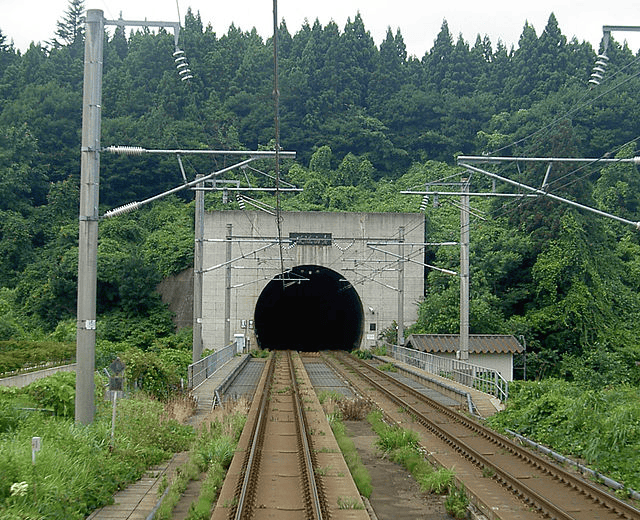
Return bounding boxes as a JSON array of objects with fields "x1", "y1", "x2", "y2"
[{"x1": 0, "y1": 363, "x2": 77, "y2": 388}]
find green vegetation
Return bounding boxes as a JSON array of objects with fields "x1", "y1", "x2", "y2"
[
  {"x1": 336, "y1": 496, "x2": 365, "y2": 510},
  {"x1": 487, "y1": 379, "x2": 640, "y2": 491},
  {"x1": 445, "y1": 484, "x2": 470, "y2": 519},
  {"x1": 0, "y1": 340, "x2": 74, "y2": 375},
  {"x1": 328, "y1": 414, "x2": 373, "y2": 498},
  {"x1": 1, "y1": 0, "x2": 640, "y2": 506},
  {"x1": 350, "y1": 349, "x2": 372, "y2": 360},
  {"x1": 0, "y1": 380, "x2": 193, "y2": 519},
  {"x1": 368, "y1": 410, "x2": 469, "y2": 514},
  {"x1": 155, "y1": 409, "x2": 246, "y2": 520}
]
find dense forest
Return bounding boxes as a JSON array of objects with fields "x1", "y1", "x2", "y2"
[{"x1": 1, "y1": 0, "x2": 640, "y2": 387}]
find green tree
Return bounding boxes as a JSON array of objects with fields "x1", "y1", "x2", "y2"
[{"x1": 51, "y1": 0, "x2": 85, "y2": 49}]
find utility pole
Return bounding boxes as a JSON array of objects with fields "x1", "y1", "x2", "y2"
[
  {"x1": 397, "y1": 226, "x2": 405, "y2": 347},
  {"x1": 225, "y1": 224, "x2": 232, "y2": 345},
  {"x1": 193, "y1": 174, "x2": 204, "y2": 362},
  {"x1": 76, "y1": 9, "x2": 104, "y2": 425},
  {"x1": 459, "y1": 179, "x2": 470, "y2": 361}
]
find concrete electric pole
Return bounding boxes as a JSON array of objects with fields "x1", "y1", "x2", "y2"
[{"x1": 76, "y1": 9, "x2": 104, "y2": 425}]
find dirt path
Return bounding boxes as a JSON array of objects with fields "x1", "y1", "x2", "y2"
[{"x1": 344, "y1": 420, "x2": 450, "y2": 520}]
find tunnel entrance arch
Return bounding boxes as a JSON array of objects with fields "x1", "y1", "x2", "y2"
[{"x1": 254, "y1": 265, "x2": 364, "y2": 351}]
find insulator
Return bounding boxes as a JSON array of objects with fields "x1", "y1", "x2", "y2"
[
  {"x1": 179, "y1": 69, "x2": 192, "y2": 75},
  {"x1": 595, "y1": 60, "x2": 608, "y2": 68},
  {"x1": 103, "y1": 201, "x2": 141, "y2": 219},
  {"x1": 173, "y1": 49, "x2": 185, "y2": 57},
  {"x1": 176, "y1": 62, "x2": 189, "y2": 70},
  {"x1": 592, "y1": 66, "x2": 606, "y2": 74},
  {"x1": 104, "y1": 146, "x2": 145, "y2": 155},
  {"x1": 419, "y1": 195, "x2": 429, "y2": 211},
  {"x1": 590, "y1": 73, "x2": 603, "y2": 81},
  {"x1": 181, "y1": 75, "x2": 193, "y2": 81},
  {"x1": 589, "y1": 78, "x2": 601, "y2": 86},
  {"x1": 236, "y1": 194, "x2": 246, "y2": 210},
  {"x1": 596, "y1": 54, "x2": 609, "y2": 61}
]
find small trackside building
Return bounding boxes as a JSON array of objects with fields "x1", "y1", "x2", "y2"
[{"x1": 404, "y1": 334, "x2": 524, "y2": 381}]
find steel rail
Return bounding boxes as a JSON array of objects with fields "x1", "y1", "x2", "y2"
[
  {"x1": 332, "y1": 352, "x2": 640, "y2": 520},
  {"x1": 288, "y1": 351, "x2": 326, "y2": 520},
  {"x1": 232, "y1": 355, "x2": 275, "y2": 520},
  {"x1": 231, "y1": 352, "x2": 326, "y2": 520}
]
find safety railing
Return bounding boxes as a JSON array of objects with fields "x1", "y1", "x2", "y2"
[
  {"x1": 386, "y1": 344, "x2": 509, "y2": 401},
  {"x1": 187, "y1": 342, "x2": 236, "y2": 389}
]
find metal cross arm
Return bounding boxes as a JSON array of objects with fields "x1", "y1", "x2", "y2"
[
  {"x1": 367, "y1": 244, "x2": 458, "y2": 276},
  {"x1": 101, "y1": 157, "x2": 259, "y2": 219},
  {"x1": 104, "y1": 17, "x2": 182, "y2": 47},
  {"x1": 458, "y1": 161, "x2": 640, "y2": 230},
  {"x1": 200, "y1": 242, "x2": 278, "y2": 274}
]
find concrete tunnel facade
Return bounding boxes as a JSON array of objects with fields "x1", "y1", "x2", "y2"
[{"x1": 200, "y1": 211, "x2": 425, "y2": 353}]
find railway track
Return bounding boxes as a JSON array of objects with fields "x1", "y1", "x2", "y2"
[
  {"x1": 326, "y1": 351, "x2": 640, "y2": 520},
  {"x1": 211, "y1": 351, "x2": 368, "y2": 520}
]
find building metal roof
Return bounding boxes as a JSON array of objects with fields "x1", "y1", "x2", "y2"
[{"x1": 405, "y1": 334, "x2": 524, "y2": 355}]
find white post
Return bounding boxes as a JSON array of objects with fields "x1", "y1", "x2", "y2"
[
  {"x1": 397, "y1": 226, "x2": 405, "y2": 346},
  {"x1": 193, "y1": 174, "x2": 204, "y2": 362},
  {"x1": 225, "y1": 224, "x2": 232, "y2": 345},
  {"x1": 459, "y1": 178, "x2": 470, "y2": 361}
]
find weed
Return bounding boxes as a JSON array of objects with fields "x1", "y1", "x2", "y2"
[
  {"x1": 371, "y1": 345, "x2": 388, "y2": 357},
  {"x1": 314, "y1": 465, "x2": 331, "y2": 476},
  {"x1": 351, "y1": 349, "x2": 372, "y2": 360},
  {"x1": 378, "y1": 362, "x2": 397, "y2": 372},
  {"x1": 317, "y1": 390, "x2": 344, "y2": 404},
  {"x1": 419, "y1": 468, "x2": 455, "y2": 494},
  {"x1": 375, "y1": 424, "x2": 419, "y2": 453},
  {"x1": 337, "y1": 398, "x2": 372, "y2": 420},
  {"x1": 337, "y1": 496, "x2": 364, "y2": 509},
  {"x1": 223, "y1": 495, "x2": 238, "y2": 508},
  {"x1": 445, "y1": 484, "x2": 469, "y2": 519},
  {"x1": 315, "y1": 446, "x2": 338, "y2": 453},
  {"x1": 482, "y1": 466, "x2": 495, "y2": 478},
  {"x1": 330, "y1": 416, "x2": 373, "y2": 497}
]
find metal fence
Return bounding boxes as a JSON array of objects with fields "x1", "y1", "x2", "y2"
[
  {"x1": 387, "y1": 344, "x2": 509, "y2": 401},
  {"x1": 187, "y1": 342, "x2": 236, "y2": 389}
]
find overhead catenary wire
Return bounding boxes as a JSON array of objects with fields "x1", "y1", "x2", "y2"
[{"x1": 272, "y1": 0, "x2": 285, "y2": 284}]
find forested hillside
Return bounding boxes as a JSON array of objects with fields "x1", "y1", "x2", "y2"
[{"x1": 1, "y1": 0, "x2": 640, "y2": 385}]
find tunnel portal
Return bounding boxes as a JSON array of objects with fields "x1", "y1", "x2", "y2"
[{"x1": 254, "y1": 265, "x2": 364, "y2": 351}]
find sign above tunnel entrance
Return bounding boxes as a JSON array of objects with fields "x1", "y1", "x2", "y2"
[{"x1": 289, "y1": 232, "x2": 332, "y2": 246}]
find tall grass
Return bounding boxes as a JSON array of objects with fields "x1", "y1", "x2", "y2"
[
  {"x1": 0, "y1": 394, "x2": 194, "y2": 519},
  {"x1": 367, "y1": 409, "x2": 466, "y2": 511},
  {"x1": 328, "y1": 414, "x2": 373, "y2": 498},
  {"x1": 155, "y1": 403, "x2": 247, "y2": 520}
]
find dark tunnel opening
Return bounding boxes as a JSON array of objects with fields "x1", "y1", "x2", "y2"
[{"x1": 254, "y1": 265, "x2": 364, "y2": 351}]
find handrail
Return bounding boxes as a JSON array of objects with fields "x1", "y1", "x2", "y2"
[
  {"x1": 387, "y1": 344, "x2": 510, "y2": 401},
  {"x1": 187, "y1": 342, "x2": 236, "y2": 389}
]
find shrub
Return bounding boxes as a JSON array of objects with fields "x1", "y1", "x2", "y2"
[
  {"x1": 26, "y1": 371, "x2": 76, "y2": 417},
  {"x1": 0, "y1": 340, "x2": 74, "y2": 374}
]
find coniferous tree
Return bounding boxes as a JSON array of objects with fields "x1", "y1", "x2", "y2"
[{"x1": 51, "y1": 0, "x2": 85, "y2": 48}]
